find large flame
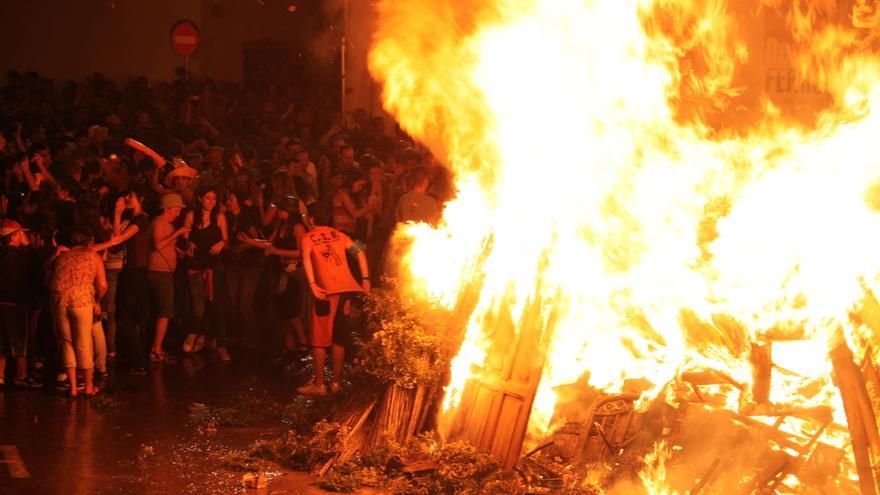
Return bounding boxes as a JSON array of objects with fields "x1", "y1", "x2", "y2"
[{"x1": 370, "y1": 0, "x2": 880, "y2": 487}]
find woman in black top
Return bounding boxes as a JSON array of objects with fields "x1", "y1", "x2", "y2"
[
  {"x1": 224, "y1": 189, "x2": 263, "y2": 349},
  {"x1": 239, "y1": 196, "x2": 306, "y2": 356},
  {"x1": 182, "y1": 185, "x2": 230, "y2": 360}
]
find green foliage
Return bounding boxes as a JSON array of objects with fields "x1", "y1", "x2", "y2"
[
  {"x1": 318, "y1": 463, "x2": 388, "y2": 492},
  {"x1": 357, "y1": 280, "x2": 456, "y2": 388},
  {"x1": 314, "y1": 436, "x2": 512, "y2": 494},
  {"x1": 280, "y1": 395, "x2": 336, "y2": 434},
  {"x1": 434, "y1": 441, "x2": 501, "y2": 484}
]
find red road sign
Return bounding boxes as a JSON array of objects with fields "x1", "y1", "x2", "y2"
[{"x1": 170, "y1": 19, "x2": 200, "y2": 57}]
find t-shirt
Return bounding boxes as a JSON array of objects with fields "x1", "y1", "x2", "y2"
[
  {"x1": 124, "y1": 214, "x2": 151, "y2": 269},
  {"x1": 302, "y1": 226, "x2": 363, "y2": 295},
  {"x1": 50, "y1": 247, "x2": 101, "y2": 308}
]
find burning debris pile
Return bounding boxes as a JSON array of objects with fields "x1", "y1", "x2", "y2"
[{"x1": 205, "y1": 281, "x2": 879, "y2": 493}]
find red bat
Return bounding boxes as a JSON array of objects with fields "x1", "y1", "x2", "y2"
[{"x1": 124, "y1": 138, "x2": 167, "y2": 167}]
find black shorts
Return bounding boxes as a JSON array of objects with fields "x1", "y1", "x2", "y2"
[{"x1": 273, "y1": 274, "x2": 302, "y2": 320}]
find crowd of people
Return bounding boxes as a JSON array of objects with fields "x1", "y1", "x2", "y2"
[{"x1": 0, "y1": 68, "x2": 451, "y2": 397}]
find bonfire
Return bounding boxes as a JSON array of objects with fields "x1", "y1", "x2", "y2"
[{"x1": 348, "y1": 0, "x2": 880, "y2": 493}]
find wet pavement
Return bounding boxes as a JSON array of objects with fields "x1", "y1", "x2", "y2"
[{"x1": 0, "y1": 351, "x2": 355, "y2": 495}]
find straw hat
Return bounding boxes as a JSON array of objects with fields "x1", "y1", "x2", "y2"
[{"x1": 164, "y1": 163, "x2": 198, "y2": 187}]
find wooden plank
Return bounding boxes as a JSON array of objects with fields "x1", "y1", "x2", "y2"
[
  {"x1": 750, "y1": 343, "x2": 772, "y2": 405},
  {"x1": 829, "y1": 334, "x2": 878, "y2": 495},
  {"x1": 465, "y1": 384, "x2": 498, "y2": 448},
  {"x1": 0, "y1": 445, "x2": 30, "y2": 478},
  {"x1": 490, "y1": 395, "x2": 525, "y2": 466}
]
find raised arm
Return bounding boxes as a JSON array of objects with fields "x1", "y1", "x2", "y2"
[
  {"x1": 124, "y1": 138, "x2": 167, "y2": 167},
  {"x1": 148, "y1": 167, "x2": 171, "y2": 195},
  {"x1": 20, "y1": 156, "x2": 39, "y2": 191}
]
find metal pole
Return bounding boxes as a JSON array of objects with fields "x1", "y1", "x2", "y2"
[{"x1": 341, "y1": 0, "x2": 348, "y2": 122}]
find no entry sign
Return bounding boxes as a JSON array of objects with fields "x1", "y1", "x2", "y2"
[{"x1": 170, "y1": 19, "x2": 200, "y2": 57}]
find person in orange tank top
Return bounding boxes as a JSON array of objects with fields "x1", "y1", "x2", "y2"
[{"x1": 298, "y1": 202, "x2": 370, "y2": 396}]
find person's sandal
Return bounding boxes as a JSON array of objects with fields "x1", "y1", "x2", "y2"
[
  {"x1": 13, "y1": 376, "x2": 44, "y2": 389},
  {"x1": 192, "y1": 335, "x2": 207, "y2": 353},
  {"x1": 149, "y1": 351, "x2": 165, "y2": 363},
  {"x1": 182, "y1": 334, "x2": 197, "y2": 353},
  {"x1": 84, "y1": 386, "x2": 101, "y2": 397}
]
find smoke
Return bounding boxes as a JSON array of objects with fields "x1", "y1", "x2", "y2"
[{"x1": 308, "y1": 0, "x2": 344, "y2": 66}]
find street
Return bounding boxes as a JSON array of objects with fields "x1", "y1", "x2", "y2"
[{"x1": 0, "y1": 352, "x2": 338, "y2": 495}]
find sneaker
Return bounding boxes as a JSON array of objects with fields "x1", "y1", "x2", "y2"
[
  {"x1": 329, "y1": 382, "x2": 342, "y2": 394},
  {"x1": 217, "y1": 347, "x2": 231, "y2": 362},
  {"x1": 297, "y1": 382, "x2": 327, "y2": 396}
]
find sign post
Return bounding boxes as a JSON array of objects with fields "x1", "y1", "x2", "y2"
[{"x1": 170, "y1": 19, "x2": 200, "y2": 73}]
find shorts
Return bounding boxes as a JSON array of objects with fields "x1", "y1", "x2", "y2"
[
  {"x1": 0, "y1": 303, "x2": 27, "y2": 356},
  {"x1": 311, "y1": 293, "x2": 356, "y2": 348},
  {"x1": 148, "y1": 270, "x2": 176, "y2": 319}
]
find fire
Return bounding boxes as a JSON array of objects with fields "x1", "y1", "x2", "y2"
[{"x1": 370, "y1": 0, "x2": 880, "y2": 490}]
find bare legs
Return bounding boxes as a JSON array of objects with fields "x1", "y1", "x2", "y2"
[
  {"x1": 152, "y1": 317, "x2": 169, "y2": 357},
  {"x1": 68, "y1": 367, "x2": 95, "y2": 397},
  {"x1": 311, "y1": 344, "x2": 344, "y2": 387}
]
